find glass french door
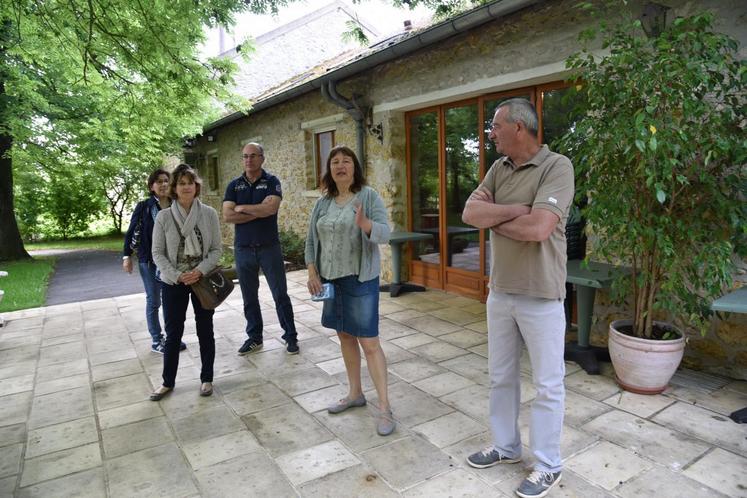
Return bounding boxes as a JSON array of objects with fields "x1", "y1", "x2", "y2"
[
  {"x1": 407, "y1": 83, "x2": 573, "y2": 301},
  {"x1": 407, "y1": 109, "x2": 442, "y2": 289}
]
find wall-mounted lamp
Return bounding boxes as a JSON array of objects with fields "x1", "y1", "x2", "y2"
[
  {"x1": 206, "y1": 135, "x2": 216, "y2": 142},
  {"x1": 640, "y1": 2, "x2": 669, "y2": 38},
  {"x1": 368, "y1": 123, "x2": 383, "y2": 144}
]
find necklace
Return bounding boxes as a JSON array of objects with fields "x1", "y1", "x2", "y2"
[{"x1": 335, "y1": 191, "x2": 354, "y2": 205}]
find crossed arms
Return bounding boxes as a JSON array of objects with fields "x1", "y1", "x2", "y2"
[
  {"x1": 461, "y1": 188, "x2": 559, "y2": 242},
  {"x1": 222, "y1": 195, "x2": 281, "y2": 224}
]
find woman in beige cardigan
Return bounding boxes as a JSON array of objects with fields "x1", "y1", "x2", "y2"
[{"x1": 150, "y1": 164, "x2": 222, "y2": 400}]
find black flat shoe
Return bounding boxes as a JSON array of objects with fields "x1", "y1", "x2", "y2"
[{"x1": 149, "y1": 386, "x2": 172, "y2": 401}]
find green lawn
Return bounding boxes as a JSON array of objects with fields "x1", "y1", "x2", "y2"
[
  {"x1": 26, "y1": 233, "x2": 124, "y2": 252},
  {"x1": 0, "y1": 257, "x2": 56, "y2": 312}
]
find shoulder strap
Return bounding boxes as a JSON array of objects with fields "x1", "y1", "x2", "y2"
[{"x1": 169, "y1": 209, "x2": 184, "y2": 240}]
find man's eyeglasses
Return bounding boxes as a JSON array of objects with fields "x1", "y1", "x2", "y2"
[{"x1": 242, "y1": 153, "x2": 263, "y2": 160}]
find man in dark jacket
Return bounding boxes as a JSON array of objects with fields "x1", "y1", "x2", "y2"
[{"x1": 223, "y1": 142, "x2": 299, "y2": 355}]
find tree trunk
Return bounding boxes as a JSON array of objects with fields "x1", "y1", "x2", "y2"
[{"x1": 0, "y1": 113, "x2": 30, "y2": 262}]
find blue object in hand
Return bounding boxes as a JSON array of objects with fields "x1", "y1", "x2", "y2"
[{"x1": 311, "y1": 282, "x2": 334, "y2": 301}]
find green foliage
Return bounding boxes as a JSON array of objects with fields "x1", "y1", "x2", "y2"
[
  {"x1": 219, "y1": 247, "x2": 235, "y2": 268},
  {"x1": 279, "y1": 229, "x2": 306, "y2": 266},
  {"x1": 0, "y1": 256, "x2": 56, "y2": 312},
  {"x1": 394, "y1": 0, "x2": 489, "y2": 20},
  {"x1": 558, "y1": 12, "x2": 746, "y2": 339},
  {"x1": 44, "y1": 168, "x2": 107, "y2": 240},
  {"x1": 13, "y1": 152, "x2": 108, "y2": 240},
  {"x1": 342, "y1": 18, "x2": 370, "y2": 46},
  {"x1": 0, "y1": 0, "x2": 297, "y2": 260}
]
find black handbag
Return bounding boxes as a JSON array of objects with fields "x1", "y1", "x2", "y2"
[
  {"x1": 191, "y1": 266, "x2": 234, "y2": 310},
  {"x1": 169, "y1": 210, "x2": 234, "y2": 309}
]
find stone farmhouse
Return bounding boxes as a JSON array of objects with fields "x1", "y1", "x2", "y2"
[{"x1": 184, "y1": 0, "x2": 747, "y2": 376}]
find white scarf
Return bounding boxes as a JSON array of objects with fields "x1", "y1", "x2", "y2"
[{"x1": 171, "y1": 198, "x2": 202, "y2": 257}]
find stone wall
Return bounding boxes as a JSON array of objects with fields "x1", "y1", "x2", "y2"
[{"x1": 187, "y1": 0, "x2": 747, "y2": 378}]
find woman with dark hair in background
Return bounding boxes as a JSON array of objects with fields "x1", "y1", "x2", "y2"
[
  {"x1": 123, "y1": 169, "x2": 186, "y2": 354},
  {"x1": 150, "y1": 164, "x2": 222, "y2": 400},
  {"x1": 305, "y1": 145, "x2": 395, "y2": 436}
]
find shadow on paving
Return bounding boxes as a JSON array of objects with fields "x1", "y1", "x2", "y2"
[{"x1": 40, "y1": 250, "x2": 144, "y2": 305}]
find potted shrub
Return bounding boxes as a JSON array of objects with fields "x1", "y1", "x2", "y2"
[{"x1": 559, "y1": 10, "x2": 746, "y2": 393}]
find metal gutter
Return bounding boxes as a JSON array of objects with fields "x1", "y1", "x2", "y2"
[{"x1": 203, "y1": 0, "x2": 539, "y2": 133}]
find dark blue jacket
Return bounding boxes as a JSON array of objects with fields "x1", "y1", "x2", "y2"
[
  {"x1": 223, "y1": 170, "x2": 282, "y2": 247},
  {"x1": 123, "y1": 195, "x2": 164, "y2": 263}
]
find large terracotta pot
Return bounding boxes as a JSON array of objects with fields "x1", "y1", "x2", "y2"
[{"x1": 608, "y1": 319, "x2": 685, "y2": 395}]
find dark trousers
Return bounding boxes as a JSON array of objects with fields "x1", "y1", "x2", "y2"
[
  {"x1": 161, "y1": 282, "x2": 215, "y2": 388},
  {"x1": 235, "y1": 242, "x2": 297, "y2": 343}
]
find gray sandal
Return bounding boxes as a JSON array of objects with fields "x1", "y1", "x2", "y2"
[
  {"x1": 376, "y1": 409, "x2": 395, "y2": 436},
  {"x1": 327, "y1": 394, "x2": 366, "y2": 414}
]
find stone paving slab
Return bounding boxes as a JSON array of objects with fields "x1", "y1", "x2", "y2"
[
  {"x1": 195, "y1": 452, "x2": 296, "y2": 497},
  {"x1": 402, "y1": 468, "x2": 503, "y2": 497},
  {"x1": 361, "y1": 436, "x2": 454, "y2": 491},
  {"x1": 20, "y1": 442, "x2": 101, "y2": 487},
  {"x1": 182, "y1": 430, "x2": 261, "y2": 470},
  {"x1": 682, "y1": 448, "x2": 747, "y2": 497},
  {"x1": 615, "y1": 465, "x2": 730, "y2": 498},
  {"x1": 582, "y1": 409, "x2": 710, "y2": 470},
  {"x1": 276, "y1": 440, "x2": 360, "y2": 486},
  {"x1": 297, "y1": 464, "x2": 398, "y2": 497},
  {"x1": 0, "y1": 273, "x2": 745, "y2": 497},
  {"x1": 565, "y1": 441, "x2": 652, "y2": 490},
  {"x1": 105, "y1": 443, "x2": 196, "y2": 497},
  {"x1": 15, "y1": 468, "x2": 106, "y2": 498},
  {"x1": 26, "y1": 417, "x2": 98, "y2": 459}
]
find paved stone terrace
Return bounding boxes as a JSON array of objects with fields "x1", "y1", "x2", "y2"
[{"x1": 1, "y1": 270, "x2": 746, "y2": 497}]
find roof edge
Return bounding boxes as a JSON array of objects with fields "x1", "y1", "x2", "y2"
[{"x1": 203, "y1": 0, "x2": 539, "y2": 134}]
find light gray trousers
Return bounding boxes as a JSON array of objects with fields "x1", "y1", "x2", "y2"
[{"x1": 487, "y1": 291, "x2": 565, "y2": 473}]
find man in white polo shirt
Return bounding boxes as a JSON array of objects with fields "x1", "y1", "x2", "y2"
[{"x1": 462, "y1": 98, "x2": 574, "y2": 498}]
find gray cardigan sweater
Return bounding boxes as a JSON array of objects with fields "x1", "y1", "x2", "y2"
[
  {"x1": 152, "y1": 201, "x2": 222, "y2": 285},
  {"x1": 305, "y1": 186, "x2": 391, "y2": 283}
]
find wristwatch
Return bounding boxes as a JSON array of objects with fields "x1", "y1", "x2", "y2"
[{"x1": 122, "y1": 256, "x2": 130, "y2": 260}]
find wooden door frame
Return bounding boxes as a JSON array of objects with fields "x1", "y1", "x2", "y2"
[{"x1": 405, "y1": 81, "x2": 571, "y2": 301}]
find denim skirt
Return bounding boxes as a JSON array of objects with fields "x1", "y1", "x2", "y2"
[{"x1": 321, "y1": 275, "x2": 379, "y2": 337}]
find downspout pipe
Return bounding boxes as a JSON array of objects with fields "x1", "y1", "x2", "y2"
[{"x1": 321, "y1": 80, "x2": 367, "y2": 168}]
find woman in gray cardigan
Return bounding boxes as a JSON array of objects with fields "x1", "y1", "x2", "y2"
[
  {"x1": 305, "y1": 145, "x2": 395, "y2": 436},
  {"x1": 150, "y1": 164, "x2": 222, "y2": 401}
]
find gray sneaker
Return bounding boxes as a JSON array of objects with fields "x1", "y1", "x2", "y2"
[
  {"x1": 466, "y1": 446, "x2": 521, "y2": 468},
  {"x1": 516, "y1": 470, "x2": 562, "y2": 498}
]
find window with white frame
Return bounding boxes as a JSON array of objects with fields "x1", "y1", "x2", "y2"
[
  {"x1": 207, "y1": 154, "x2": 219, "y2": 192},
  {"x1": 315, "y1": 130, "x2": 335, "y2": 186}
]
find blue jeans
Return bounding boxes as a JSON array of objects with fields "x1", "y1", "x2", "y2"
[
  {"x1": 138, "y1": 261, "x2": 163, "y2": 345},
  {"x1": 161, "y1": 283, "x2": 214, "y2": 387},
  {"x1": 235, "y1": 243, "x2": 297, "y2": 343}
]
